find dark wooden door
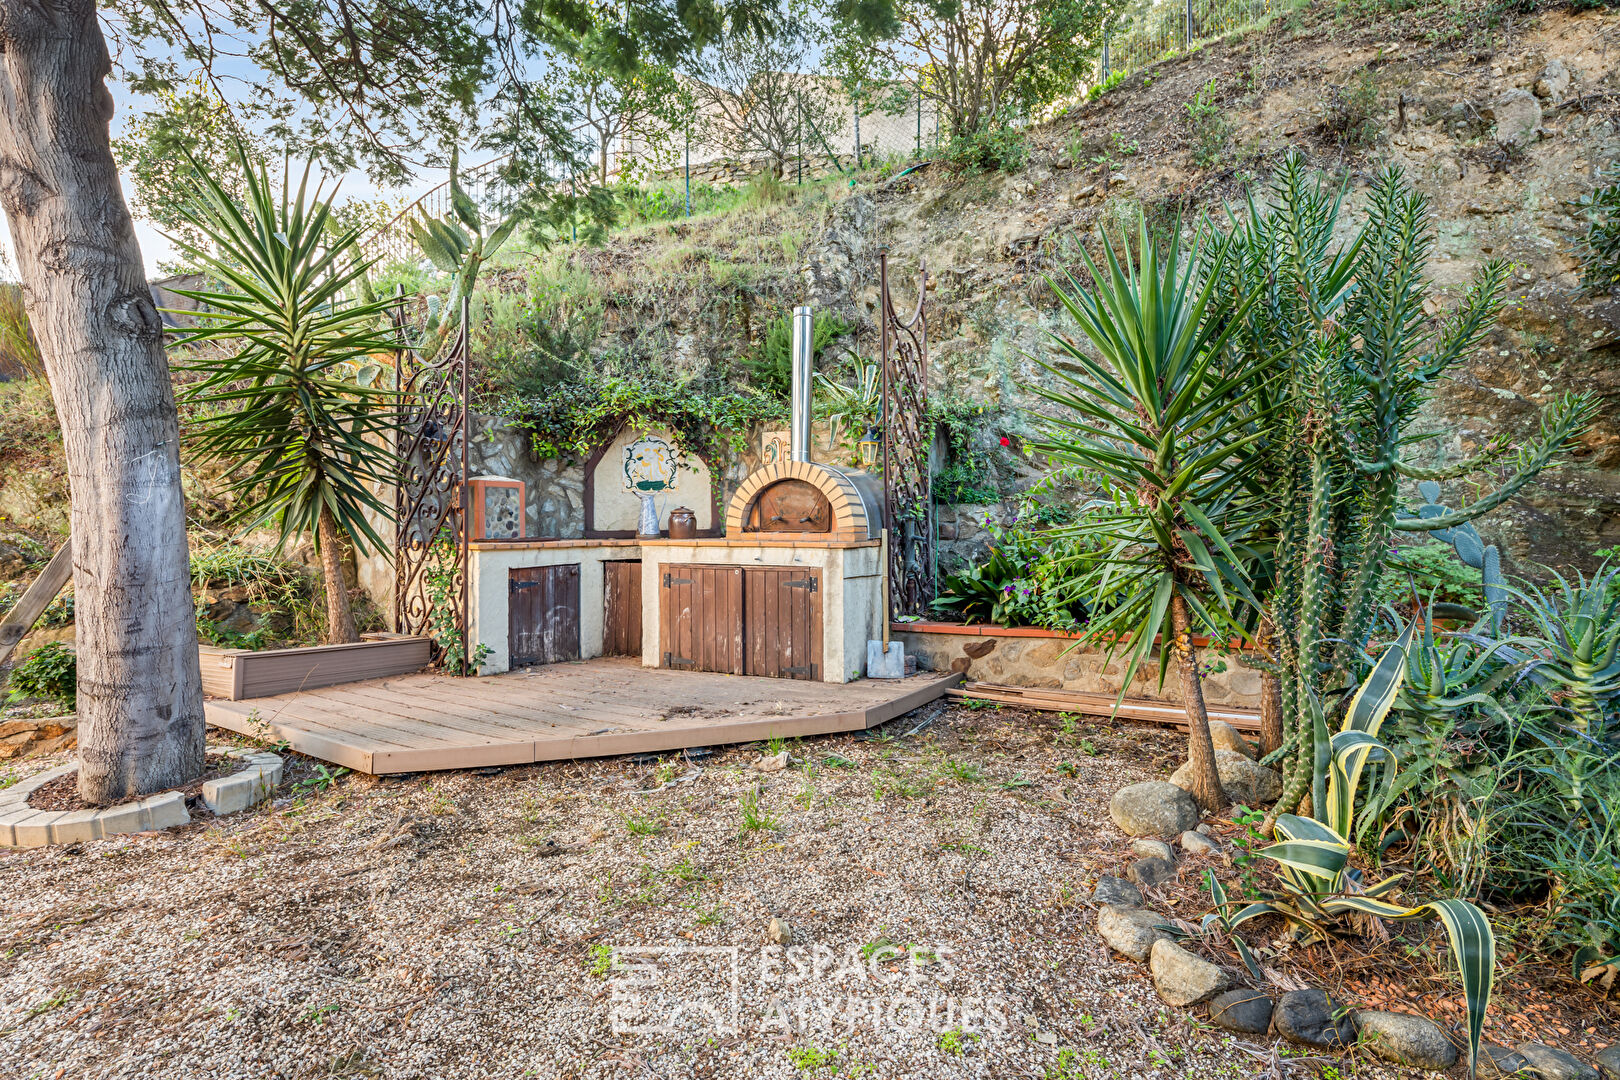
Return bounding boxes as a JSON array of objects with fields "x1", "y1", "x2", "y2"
[
  {"x1": 509, "y1": 564, "x2": 581, "y2": 666},
  {"x1": 659, "y1": 565, "x2": 743, "y2": 674},
  {"x1": 603, "y1": 560, "x2": 643, "y2": 657},
  {"x1": 744, "y1": 568, "x2": 823, "y2": 680}
]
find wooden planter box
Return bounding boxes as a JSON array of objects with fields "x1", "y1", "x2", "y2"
[{"x1": 199, "y1": 634, "x2": 433, "y2": 700}]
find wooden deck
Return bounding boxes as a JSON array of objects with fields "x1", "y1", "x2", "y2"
[{"x1": 203, "y1": 658, "x2": 960, "y2": 774}]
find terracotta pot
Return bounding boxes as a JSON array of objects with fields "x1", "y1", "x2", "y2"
[{"x1": 667, "y1": 506, "x2": 697, "y2": 540}]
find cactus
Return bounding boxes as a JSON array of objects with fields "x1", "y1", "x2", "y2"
[
  {"x1": 1212, "y1": 155, "x2": 1597, "y2": 823},
  {"x1": 1411, "y1": 480, "x2": 1510, "y2": 633}
]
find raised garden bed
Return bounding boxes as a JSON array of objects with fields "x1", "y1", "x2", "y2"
[{"x1": 198, "y1": 633, "x2": 432, "y2": 700}]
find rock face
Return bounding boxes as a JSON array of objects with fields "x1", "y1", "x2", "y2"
[
  {"x1": 1516, "y1": 1043, "x2": 1599, "y2": 1080},
  {"x1": 1210, "y1": 989, "x2": 1274, "y2": 1034},
  {"x1": 0, "y1": 716, "x2": 77, "y2": 761},
  {"x1": 1096, "y1": 905, "x2": 1172, "y2": 962},
  {"x1": 1354, "y1": 1010, "x2": 1459, "y2": 1071},
  {"x1": 1126, "y1": 856, "x2": 1177, "y2": 889},
  {"x1": 1207, "y1": 720, "x2": 1256, "y2": 759},
  {"x1": 1180, "y1": 830, "x2": 1221, "y2": 856},
  {"x1": 1274, "y1": 989, "x2": 1354, "y2": 1049},
  {"x1": 1090, "y1": 875, "x2": 1144, "y2": 908},
  {"x1": 1594, "y1": 1045, "x2": 1620, "y2": 1080},
  {"x1": 1170, "y1": 749, "x2": 1282, "y2": 805},
  {"x1": 1490, "y1": 89, "x2": 1542, "y2": 146},
  {"x1": 1534, "y1": 58, "x2": 1571, "y2": 100},
  {"x1": 1110, "y1": 781, "x2": 1200, "y2": 838},
  {"x1": 1149, "y1": 939, "x2": 1229, "y2": 1006}
]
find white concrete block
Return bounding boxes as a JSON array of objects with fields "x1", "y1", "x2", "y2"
[
  {"x1": 49, "y1": 808, "x2": 104, "y2": 845},
  {"x1": 11, "y1": 810, "x2": 58, "y2": 848},
  {"x1": 91, "y1": 800, "x2": 148, "y2": 839},
  {"x1": 141, "y1": 791, "x2": 191, "y2": 831}
]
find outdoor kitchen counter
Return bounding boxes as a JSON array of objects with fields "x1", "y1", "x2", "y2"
[
  {"x1": 466, "y1": 536, "x2": 885, "y2": 681},
  {"x1": 468, "y1": 537, "x2": 881, "y2": 551}
]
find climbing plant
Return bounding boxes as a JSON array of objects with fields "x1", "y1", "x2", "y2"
[{"x1": 499, "y1": 367, "x2": 785, "y2": 464}]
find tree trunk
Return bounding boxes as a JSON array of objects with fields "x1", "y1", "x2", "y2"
[
  {"x1": 1257, "y1": 614, "x2": 1283, "y2": 756},
  {"x1": 1259, "y1": 671, "x2": 1283, "y2": 757},
  {"x1": 0, "y1": 0, "x2": 205, "y2": 804},
  {"x1": 318, "y1": 504, "x2": 359, "y2": 645},
  {"x1": 1170, "y1": 593, "x2": 1227, "y2": 814}
]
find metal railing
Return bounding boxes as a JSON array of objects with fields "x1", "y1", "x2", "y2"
[{"x1": 1101, "y1": 0, "x2": 1274, "y2": 81}]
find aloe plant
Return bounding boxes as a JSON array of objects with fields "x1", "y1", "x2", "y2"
[
  {"x1": 1214, "y1": 622, "x2": 1498, "y2": 1077},
  {"x1": 1503, "y1": 565, "x2": 1620, "y2": 736}
]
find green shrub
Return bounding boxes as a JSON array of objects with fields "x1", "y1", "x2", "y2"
[
  {"x1": 1185, "y1": 79, "x2": 1231, "y2": 168},
  {"x1": 933, "y1": 502, "x2": 1099, "y2": 631},
  {"x1": 1088, "y1": 70, "x2": 1125, "y2": 101},
  {"x1": 500, "y1": 366, "x2": 785, "y2": 464},
  {"x1": 940, "y1": 120, "x2": 1028, "y2": 172},
  {"x1": 8, "y1": 641, "x2": 75, "y2": 708},
  {"x1": 1576, "y1": 168, "x2": 1620, "y2": 293},
  {"x1": 742, "y1": 310, "x2": 852, "y2": 400},
  {"x1": 1321, "y1": 70, "x2": 1381, "y2": 147},
  {"x1": 1372, "y1": 539, "x2": 1483, "y2": 611}
]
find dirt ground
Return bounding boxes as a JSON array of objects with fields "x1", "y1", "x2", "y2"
[{"x1": 7, "y1": 701, "x2": 1592, "y2": 1080}]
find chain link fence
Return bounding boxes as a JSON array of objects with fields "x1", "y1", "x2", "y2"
[
  {"x1": 1101, "y1": 0, "x2": 1273, "y2": 81},
  {"x1": 364, "y1": 1, "x2": 1280, "y2": 264}
]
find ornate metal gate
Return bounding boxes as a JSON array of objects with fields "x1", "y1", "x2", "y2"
[
  {"x1": 877, "y1": 248, "x2": 935, "y2": 617},
  {"x1": 393, "y1": 298, "x2": 471, "y2": 671}
]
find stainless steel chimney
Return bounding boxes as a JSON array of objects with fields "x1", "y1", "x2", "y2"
[{"x1": 790, "y1": 305, "x2": 814, "y2": 462}]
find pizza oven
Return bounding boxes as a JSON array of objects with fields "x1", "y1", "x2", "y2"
[{"x1": 725, "y1": 306, "x2": 883, "y2": 542}]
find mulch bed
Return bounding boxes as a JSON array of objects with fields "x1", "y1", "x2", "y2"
[{"x1": 27, "y1": 753, "x2": 236, "y2": 812}]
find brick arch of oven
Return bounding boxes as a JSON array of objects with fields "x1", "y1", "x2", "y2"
[{"x1": 725, "y1": 461, "x2": 874, "y2": 543}]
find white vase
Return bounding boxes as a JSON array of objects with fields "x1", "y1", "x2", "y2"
[{"x1": 637, "y1": 494, "x2": 660, "y2": 538}]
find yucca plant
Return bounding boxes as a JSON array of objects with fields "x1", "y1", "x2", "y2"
[
  {"x1": 170, "y1": 148, "x2": 402, "y2": 645},
  {"x1": 1213, "y1": 621, "x2": 1498, "y2": 1077},
  {"x1": 812, "y1": 354, "x2": 881, "y2": 460},
  {"x1": 1028, "y1": 214, "x2": 1266, "y2": 811}
]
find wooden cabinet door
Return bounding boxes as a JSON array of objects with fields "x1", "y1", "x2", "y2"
[
  {"x1": 744, "y1": 568, "x2": 823, "y2": 680},
  {"x1": 659, "y1": 565, "x2": 743, "y2": 674},
  {"x1": 508, "y1": 564, "x2": 581, "y2": 666},
  {"x1": 603, "y1": 560, "x2": 643, "y2": 657}
]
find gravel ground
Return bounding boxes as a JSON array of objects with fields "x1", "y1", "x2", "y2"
[{"x1": 0, "y1": 704, "x2": 1425, "y2": 1080}]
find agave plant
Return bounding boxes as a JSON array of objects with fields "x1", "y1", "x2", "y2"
[
  {"x1": 170, "y1": 148, "x2": 402, "y2": 645},
  {"x1": 1027, "y1": 213, "x2": 1267, "y2": 811},
  {"x1": 1503, "y1": 565, "x2": 1620, "y2": 736},
  {"x1": 1213, "y1": 621, "x2": 1497, "y2": 1077}
]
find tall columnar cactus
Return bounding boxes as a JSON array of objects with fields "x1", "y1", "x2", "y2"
[{"x1": 1211, "y1": 155, "x2": 1597, "y2": 822}]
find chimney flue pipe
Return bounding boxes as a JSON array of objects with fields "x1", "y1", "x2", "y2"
[{"x1": 790, "y1": 305, "x2": 814, "y2": 463}]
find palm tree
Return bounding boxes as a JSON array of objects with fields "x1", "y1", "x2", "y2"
[
  {"x1": 170, "y1": 150, "x2": 402, "y2": 645},
  {"x1": 1028, "y1": 217, "x2": 1266, "y2": 813}
]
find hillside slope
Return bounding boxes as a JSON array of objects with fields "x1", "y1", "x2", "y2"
[{"x1": 514, "y1": 0, "x2": 1620, "y2": 573}]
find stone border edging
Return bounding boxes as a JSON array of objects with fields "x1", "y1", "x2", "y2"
[{"x1": 0, "y1": 748, "x2": 283, "y2": 848}]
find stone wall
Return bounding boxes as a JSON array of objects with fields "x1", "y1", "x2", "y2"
[{"x1": 896, "y1": 626, "x2": 1264, "y2": 709}]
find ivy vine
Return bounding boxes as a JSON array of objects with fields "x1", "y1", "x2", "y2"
[{"x1": 498, "y1": 369, "x2": 786, "y2": 464}]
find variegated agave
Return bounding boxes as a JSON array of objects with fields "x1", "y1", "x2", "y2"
[{"x1": 1210, "y1": 620, "x2": 1497, "y2": 1077}]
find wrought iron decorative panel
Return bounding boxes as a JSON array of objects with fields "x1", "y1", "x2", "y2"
[
  {"x1": 393, "y1": 298, "x2": 471, "y2": 672},
  {"x1": 878, "y1": 250, "x2": 935, "y2": 618}
]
